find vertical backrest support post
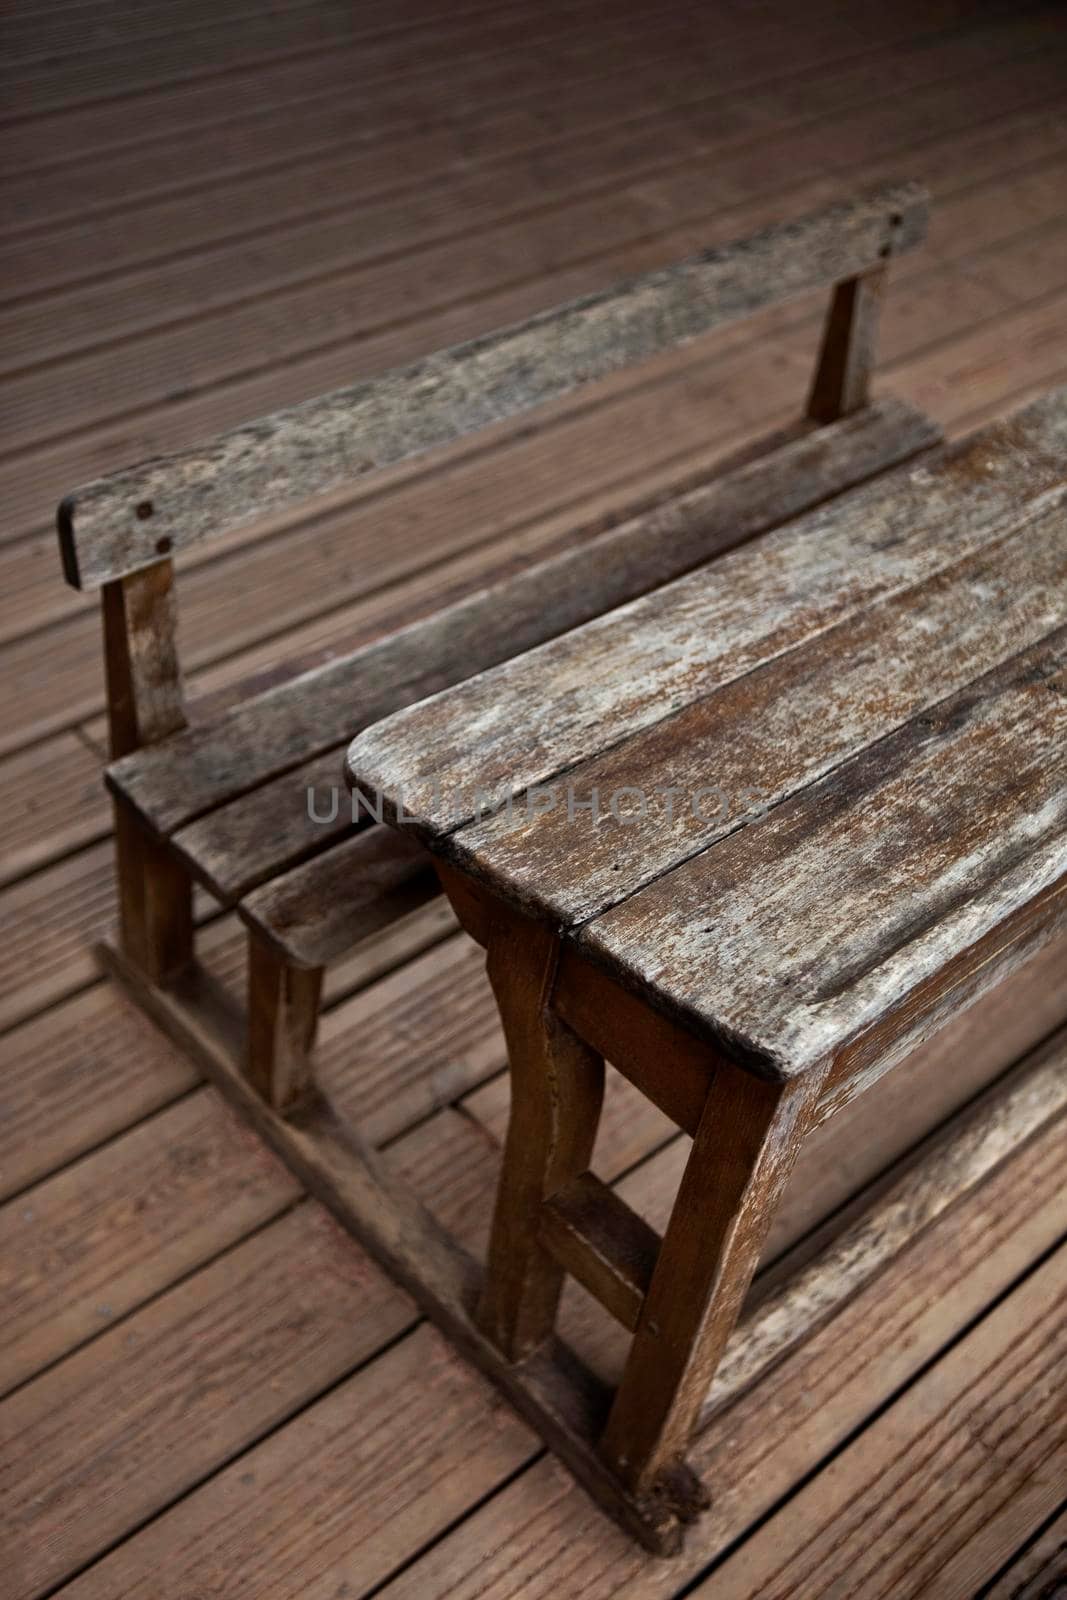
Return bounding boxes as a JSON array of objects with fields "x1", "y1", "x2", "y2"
[
  {"x1": 102, "y1": 557, "x2": 193, "y2": 983},
  {"x1": 101, "y1": 558, "x2": 187, "y2": 761},
  {"x1": 806, "y1": 262, "x2": 888, "y2": 424}
]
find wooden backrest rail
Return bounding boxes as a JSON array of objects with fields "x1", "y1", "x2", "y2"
[{"x1": 60, "y1": 181, "x2": 926, "y2": 592}]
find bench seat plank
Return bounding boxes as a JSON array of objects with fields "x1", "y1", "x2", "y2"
[
  {"x1": 239, "y1": 825, "x2": 437, "y2": 970},
  {"x1": 60, "y1": 183, "x2": 925, "y2": 589},
  {"x1": 345, "y1": 391, "x2": 1067, "y2": 834},
  {"x1": 110, "y1": 396, "x2": 938, "y2": 846}
]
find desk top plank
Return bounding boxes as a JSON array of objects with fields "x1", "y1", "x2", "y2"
[
  {"x1": 582, "y1": 630, "x2": 1067, "y2": 1078},
  {"x1": 346, "y1": 390, "x2": 1067, "y2": 835},
  {"x1": 448, "y1": 500, "x2": 1067, "y2": 923}
]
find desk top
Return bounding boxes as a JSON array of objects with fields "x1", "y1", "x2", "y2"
[{"x1": 347, "y1": 389, "x2": 1067, "y2": 1082}]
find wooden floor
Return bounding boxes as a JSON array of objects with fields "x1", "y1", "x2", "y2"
[{"x1": 1, "y1": 0, "x2": 1066, "y2": 1594}]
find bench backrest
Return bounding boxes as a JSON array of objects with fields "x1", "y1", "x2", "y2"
[{"x1": 58, "y1": 181, "x2": 926, "y2": 591}]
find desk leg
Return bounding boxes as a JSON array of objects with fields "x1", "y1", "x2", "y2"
[
  {"x1": 478, "y1": 915, "x2": 605, "y2": 1361},
  {"x1": 600, "y1": 1060, "x2": 819, "y2": 1493}
]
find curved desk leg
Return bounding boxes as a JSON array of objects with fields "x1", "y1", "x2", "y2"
[{"x1": 478, "y1": 914, "x2": 605, "y2": 1360}]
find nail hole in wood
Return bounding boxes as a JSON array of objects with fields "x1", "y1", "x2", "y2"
[
  {"x1": 155, "y1": 535, "x2": 173, "y2": 555},
  {"x1": 135, "y1": 500, "x2": 154, "y2": 520}
]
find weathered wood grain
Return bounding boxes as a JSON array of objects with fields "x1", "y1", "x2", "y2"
[
  {"x1": 345, "y1": 391, "x2": 1067, "y2": 834},
  {"x1": 599, "y1": 1063, "x2": 821, "y2": 1493},
  {"x1": 580, "y1": 628, "x2": 1067, "y2": 1080},
  {"x1": 475, "y1": 913, "x2": 605, "y2": 1361},
  {"x1": 58, "y1": 183, "x2": 925, "y2": 588},
  {"x1": 448, "y1": 497, "x2": 1067, "y2": 923},
  {"x1": 0, "y1": 984, "x2": 198, "y2": 1202},
  {"x1": 111, "y1": 395, "x2": 937, "y2": 839},
  {"x1": 99, "y1": 560, "x2": 186, "y2": 758}
]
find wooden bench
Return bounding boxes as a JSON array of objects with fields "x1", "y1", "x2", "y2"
[
  {"x1": 344, "y1": 385, "x2": 1067, "y2": 1549},
  {"x1": 58, "y1": 182, "x2": 939, "y2": 1103}
]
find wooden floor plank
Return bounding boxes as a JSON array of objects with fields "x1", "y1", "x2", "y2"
[
  {"x1": 0, "y1": 0, "x2": 950, "y2": 207},
  {"x1": 4, "y1": 42, "x2": 1062, "y2": 556},
  {"x1": 0, "y1": 1088, "x2": 299, "y2": 1396},
  {"x1": 0, "y1": 1096, "x2": 554, "y2": 1600},
  {"x1": 0, "y1": 0, "x2": 661, "y2": 124},
  {"x1": 983, "y1": 1509, "x2": 1067, "y2": 1600},
  {"x1": 694, "y1": 1246, "x2": 1067, "y2": 1600},
  {"x1": 0, "y1": 729, "x2": 109, "y2": 884},
  {"x1": 9, "y1": 85, "x2": 1065, "y2": 463},
  {"x1": 5, "y1": 20, "x2": 1042, "y2": 307},
  {"x1": 49, "y1": 1065, "x2": 1067, "y2": 1600},
  {"x1": 0, "y1": 984, "x2": 197, "y2": 1201},
  {"x1": 0, "y1": 14, "x2": 1048, "y2": 354}
]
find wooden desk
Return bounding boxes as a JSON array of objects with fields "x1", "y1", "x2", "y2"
[{"x1": 346, "y1": 388, "x2": 1067, "y2": 1547}]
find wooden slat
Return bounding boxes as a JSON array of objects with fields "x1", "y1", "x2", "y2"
[
  {"x1": 582, "y1": 628, "x2": 1067, "y2": 1081},
  {"x1": 345, "y1": 391, "x2": 1067, "y2": 833},
  {"x1": 57, "y1": 182, "x2": 925, "y2": 587},
  {"x1": 449, "y1": 492, "x2": 1067, "y2": 923},
  {"x1": 238, "y1": 823, "x2": 436, "y2": 969},
  {"x1": 114, "y1": 396, "x2": 937, "y2": 840}
]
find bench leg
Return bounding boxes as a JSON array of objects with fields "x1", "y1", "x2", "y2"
[
  {"x1": 246, "y1": 933, "x2": 324, "y2": 1112},
  {"x1": 599, "y1": 1061, "x2": 818, "y2": 1493},
  {"x1": 478, "y1": 916, "x2": 605, "y2": 1360},
  {"x1": 806, "y1": 263, "x2": 886, "y2": 423},
  {"x1": 113, "y1": 800, "x2": 194, "y2": 986}
]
